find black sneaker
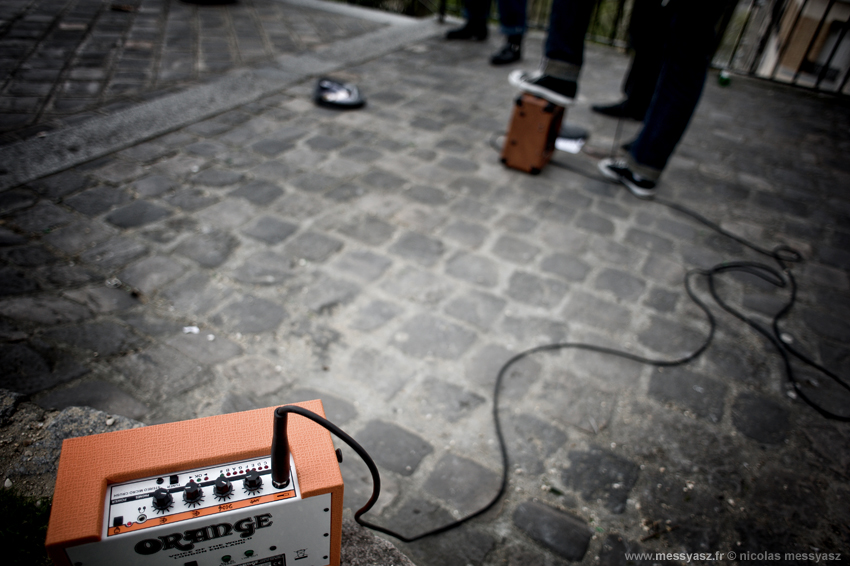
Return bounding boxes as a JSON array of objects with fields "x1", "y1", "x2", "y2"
[
  {"x1": 446, "y1": 23, "x2": 488, "y2": 41},
  {"x1": 490, "y1": 42, "x2": 521, "y2": 65},
  {"x1": 591, "y1": 99, "x2": 645, "y2": 121},
  {"x1": 509, "y1": 70, "x2": 577, "y2": 107},
  {"x1": 598, "y1": 158, "x2": 657, "y2": 199}
]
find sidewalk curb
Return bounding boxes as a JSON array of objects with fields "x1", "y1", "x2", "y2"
[{"x1": 0, "y1": 16, "x2": 444, "y2": 191}]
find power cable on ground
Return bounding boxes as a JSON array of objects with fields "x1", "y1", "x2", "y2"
[{"x1": 294, "y1": 136, "x2": 849, "y2": 545}]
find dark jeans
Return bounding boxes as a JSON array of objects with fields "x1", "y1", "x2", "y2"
[
  {"x1": 621, "y1": 0, "x2": 666, "y2": 117},
  {"x1": 543, "y1": 0, "x2": 595, "y2": 67},
  {"x1": 535, "y1": 0, "x2": 730, "y2": 175},
  {"x1": 464, "y1": 0, "x2": 527, "y2": 36},
  {"x1": 628, "y1": 0, "x2": 732, "y2": 173}
]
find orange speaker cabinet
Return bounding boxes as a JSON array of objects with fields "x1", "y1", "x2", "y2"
[
  {"x1": 46, "y1": 400, "x2": 343, "y2": 566},
  {"x1": 501, "y1": 93, "x2": 565, "y2": 175}
]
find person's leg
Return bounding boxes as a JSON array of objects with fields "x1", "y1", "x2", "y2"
[
  {"x1": 498, "y1": 0, "x2": 526, "y2": 37},
  {"x1": 446, "y1": 0, "x2": 492, "y2": 40},
  {"x1": 621, "y1": 0, "x2": 666, "y2": 117},
  {"x1": 511, "y1": 0, "x2": 595, "y2": 105},
  {"x1": 601, "y1": 0, "x2": 732, "y2": 197},
  {"x1": 490, "y1": 0, "x2": 526, "y2": 65},
  {"x1": 628, "y1": 0, "x2": 728, "y2": 175},
  {"x1": 592, "y1": 0, "x2": 665, "y2": 120},
  {"x1": 543, "y1": 0, "x2": 596, "y2": 71}
]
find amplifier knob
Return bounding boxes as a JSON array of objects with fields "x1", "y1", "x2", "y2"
[
  {"x1": 151, "y1": 488, "x2": 173, "y2": 511},
  {"x1": 243, "y1": 471, "x2": 263, "y2": 492},
  {"x1": 214, "y1": 477, "x2": 233, "y2": 500},
  {"x1": 183, "y1": 480, "x2": 204, "y2": 505}
]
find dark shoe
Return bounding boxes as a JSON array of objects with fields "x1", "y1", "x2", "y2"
[
  {"x1": 598, "y1": 158, "x2": 656, "y2": 199},
  {"x1": 446, "y1": 23, "x2": 488, "y2": 41},
  {"x1": 509, "y1": 70, "x2": 577, "y2": 107},
  {"x1": 591, "y1": 99, "x2": 645, "y2": 121},
  {"x1": 314, "y1": 78, "x2": 366, "y2": 110},
  {"x1": 490, "y1": 42, "x2": 521, "y2": 65},
  {"x1": 559, "y1": 123, "x2": 589, "y2": 140}
]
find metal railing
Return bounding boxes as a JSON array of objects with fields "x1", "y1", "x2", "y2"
[
  {"x1": 714, "y1": 0, "x2": 850, "y2": 95},
  {"x1": 431, "y1": 0, "x2": 635, "y2": 45},
  {"x1": 342, "y1": 0, "x2": 850, "y2": 96}
]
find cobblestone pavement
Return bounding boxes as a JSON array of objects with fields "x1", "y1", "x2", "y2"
[
  {"x1": 2, "y1": 2, "x2": 850, "y2": 564},
  {"x1": 0, "y1": 0, "x2": 387, "y2": 145}
]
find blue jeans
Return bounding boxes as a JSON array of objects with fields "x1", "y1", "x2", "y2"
[
  {"x1": 628, "y1": 0, "x2": 732, "y2": 175},
  {"x1": 464, "y1": 0, "x2": 527, "y2": 36}
]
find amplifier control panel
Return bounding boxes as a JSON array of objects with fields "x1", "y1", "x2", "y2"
[{"x1": 104, "y1": 455, "x2": 300, "y2": 538}]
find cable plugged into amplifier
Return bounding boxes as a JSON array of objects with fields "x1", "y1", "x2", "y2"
[
  {"x1": 47, "y1": 400, "x2": 342, "y2": 566},
  {"x1": 270, "y1": 408, "x2": 291, "y2": 489}
]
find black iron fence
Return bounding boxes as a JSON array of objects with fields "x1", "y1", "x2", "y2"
[
  {"x1": 345, "y1": 0, "x2": 850, "y2": 95},
  {"x1": 430, "y1": 0, "x2": 636, "y2": 45},
  {"x1": 715, "y1": 0, "x2": 850, "y2": 95}
]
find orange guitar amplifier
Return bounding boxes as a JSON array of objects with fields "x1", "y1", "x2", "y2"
[
  {"x1": 501, "y1": 93, "x2": 565, "y2": 175},
  {"x1": 46, "y1": 400, "x2": 343, "y2": 566}
]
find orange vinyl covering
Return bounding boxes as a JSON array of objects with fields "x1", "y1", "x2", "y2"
[{"x1": 45, "y1": 400, "x2": 344, "y2": 566}]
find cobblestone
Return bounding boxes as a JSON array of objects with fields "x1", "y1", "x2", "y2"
[
  {"x1": 445, "y1": 251, "x2": 499, "y2": 287},
  {"x1": 333, "y1": 250, "x2": 392, "y2": 282},
  {"x1": 79, "y1": 235, "x2": 148, "y2": 269},
  {"x1": 169, "y1": 332, "x2": 243, "y2": 365},
  {"x1": 338, "y1": 214, "x2": 396, "y2": 245},
  {"x1": 563, "y1": 291, "x2": 631, "y2": 332},
  {"x1": 505, "y1": 412, "x2": 566, "y2": 475},
  {"x1": 381, "y1": 266, "x2": 452, "y2": 305},
  {"x1": 349, "y1": 299, "x2": 402, "y2": 331},
  {"x1": 112, "y1": 344, "x2": 206, "y2": 401},
  {"x1": 594, "y1": 267, "x2": 647, "y2": 301},
  {"x1": 492, "y1": 235, "x2": 540, "y2": 264},
  {"x1": 164, "y1": 187, "x2": 219, "y2": 212},
  {"x1": 358, "y1": 420, "x2": 433, "y2": 476},
  {"x1": 389, "y1": 231, "x2": 444, "y2": 267},
  {"x1": 64, "y1": 185, "x2": 132, "y2": 216},
  {"x1": 506, "y1": 271, "x2": 568, "y2": 308},
  {"x1": 1, "y1": 12, "x2": 848, "y2": 566},
  {"x1": 229, "y1": 179, "x2": 284, "y2": 205},
  {"x1": 174, "y1": 230, "x2": 238, "y2": 268},
  {"x1": 648, "y1": 367, "x2": 727, "y2": 423},
  {"x1": 512, "y1": 501, "x2": 591, "y2": 561},
  {"x1": 212, "y1": 294, "x2": 286, "y2": 334},
  {"x1": 392, "y1": 313, "x2": 476, "y2": 360},
  {"x1": 562, "y1": 446, "x2": 640, "y2": 514},
  {"x1": 302, "y1": 274, "x2": 360, "y2": 313},
  {"x1": 731, "y1": 391, "x2": 789, "y2": 444},
  {"x1": 424, "y1": 452, "x2": 499, "y2": 511},
  {"x1": 41, "y1": 320, "x2": 141, "y2": 357},
  {"x1": 444, "y1": 290, "x2": 506, "y2": 330},
  {"x1": 287, "y1": 231, "x2": 343, "y2": 263},
  {"x1": 241, "y1": 215, "x2": 299, "y2": 245}
]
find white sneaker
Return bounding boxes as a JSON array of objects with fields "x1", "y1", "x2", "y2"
[{"x1": 508, "y1": 70, "x2": 577, "y2": 107}]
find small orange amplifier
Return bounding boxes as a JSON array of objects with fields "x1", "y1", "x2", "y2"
[
  {"x1": 500, "y1": 93, "x2": 565, "y2": 175},
  {"x1": 46, "y1": 400, "x2": 343, "y2": 566}
]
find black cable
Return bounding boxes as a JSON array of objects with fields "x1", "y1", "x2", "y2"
[
  {"x1": 544, "y1": 148, "x2": 847, "y2": 421},
  {"x1": 654, "y1": 196, "x2": 802, "y2": 263},
  {"x1": 277, "y1": 141, "x2": 848, "y2": 545},
  {"x1": 271, "y1": 406, "x2": 388, "y2": 536}
]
